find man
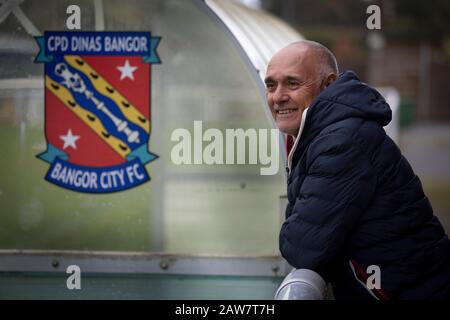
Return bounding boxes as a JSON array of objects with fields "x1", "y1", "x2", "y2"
[{"x1": 265, "y1": 40, "x2": 450, "y2": 300}]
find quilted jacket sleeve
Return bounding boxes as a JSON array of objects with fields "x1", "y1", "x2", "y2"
[{"x1": 279, "y1": 133, "x2": 376, "y2": 280}]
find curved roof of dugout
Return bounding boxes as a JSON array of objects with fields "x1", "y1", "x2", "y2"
[{"x1": 205, "y1": 0, "x2": 304, "y2": 81}]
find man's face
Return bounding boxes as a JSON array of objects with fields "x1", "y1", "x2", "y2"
[{"x1": 265, "y1": 46, "x2": 322, "y2": 136}]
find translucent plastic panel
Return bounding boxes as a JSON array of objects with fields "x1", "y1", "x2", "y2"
[{"x1": 0, "y1": 0, "x2": 285, "y2": 254}]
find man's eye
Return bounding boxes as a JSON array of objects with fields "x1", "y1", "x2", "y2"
[
  {"x1": 266, "y1": 83, "x2": 276, "y2": 91},
  {"x1": 289, "y1": 81, "x2": 300, "y2": 88}
]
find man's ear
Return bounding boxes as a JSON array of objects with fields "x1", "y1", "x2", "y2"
[{"x1": 324, "y1": 73, "x2": 337, "y2": 88}]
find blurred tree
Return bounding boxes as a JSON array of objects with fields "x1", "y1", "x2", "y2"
[
  {"x1": 386, "y1": 0, "x2": 450, "y2": 44},
  {"x1": 262, "y1": 0, "x2": 369, "y2": 79},
  {"x1": 265, "y1": 0, "x2": 366, "y2": 27}
]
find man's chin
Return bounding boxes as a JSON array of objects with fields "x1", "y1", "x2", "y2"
[
  {"x1": 277, "y1": 125, "x2": 299, "y2": 137},
  {"x1": 279, "y1": 128, "x2": 298, "y2": 137}
]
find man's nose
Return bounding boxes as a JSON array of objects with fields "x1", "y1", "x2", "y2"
[{"x1": 272, "y1": 86, "x2": 289, "y2": 105}]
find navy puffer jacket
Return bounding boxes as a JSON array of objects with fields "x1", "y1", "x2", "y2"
[{"x1": 280, "y1": 71, "x2": 450, "y2": 300}]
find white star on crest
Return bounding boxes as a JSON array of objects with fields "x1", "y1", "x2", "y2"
[
  {"x1": 117, "y1": 59, "x2": 138, "y2": 80},
  {"x1": 60, "y1": 129, "x2": 80, "y2": 150}
]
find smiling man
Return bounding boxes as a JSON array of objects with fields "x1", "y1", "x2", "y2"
[
  {"x1": 266, "y1": 41, "x2": 450, "y2": 300},
  {"x1": 265, "y1": 42, "x2": 336, "y2": 137}
]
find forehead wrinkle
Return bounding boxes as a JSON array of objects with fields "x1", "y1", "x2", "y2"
[{"x1": 268, "y1": 47, "x2": 316, "y2": 73}]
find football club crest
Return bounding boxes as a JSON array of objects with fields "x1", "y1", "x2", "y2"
[{"x1": 35, "y1": 32, "x2": 160, "y2": 193}]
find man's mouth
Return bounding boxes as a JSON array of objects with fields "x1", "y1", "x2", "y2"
[{"x1": 276, "y1": 108, "x2": 298, "y2": 115}]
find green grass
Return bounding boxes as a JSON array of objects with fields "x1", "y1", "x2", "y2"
[{"x1": 421, "y1": 178, "x2": 450, "y2": 235}]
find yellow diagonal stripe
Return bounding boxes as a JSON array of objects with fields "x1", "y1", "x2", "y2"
[
  {"x1": 64, "y1": 55, "x2": 150, "y2": 133},
  {"x1": 45, "y1": 75, "x2": 131, "y2": 159}
]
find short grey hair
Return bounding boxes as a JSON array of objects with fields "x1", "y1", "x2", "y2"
[{"x1": 291, "y1": 40, "x2": 339, "y2": 79}]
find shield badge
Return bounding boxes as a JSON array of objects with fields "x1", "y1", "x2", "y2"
[{"x1": 35, "y1": 32, "x2": 160, "y2": 193}]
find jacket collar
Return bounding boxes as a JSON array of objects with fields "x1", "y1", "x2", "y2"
[
  {"x1": 287, "y1": 107, "x2": 309, "y2": 174},
  {"x1": 288, "y1": 70, "x2": 392, "y2": 170}
]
